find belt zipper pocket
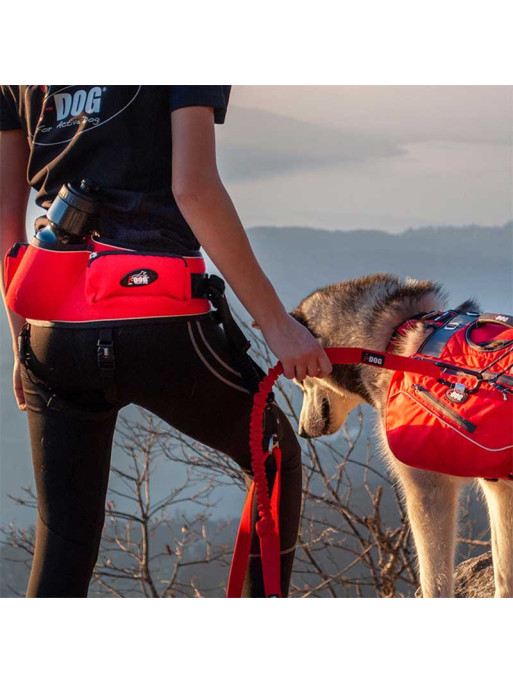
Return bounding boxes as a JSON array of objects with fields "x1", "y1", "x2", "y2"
[
  {"x1": 412, "y1": 383, "x2": 477, "y2": 433},
  {"x1": 88, "y1": 250, "x2": 188, "y2": 267},
  {"x1": 85, "y1": 250, "x2": 191, "y2": 303}
]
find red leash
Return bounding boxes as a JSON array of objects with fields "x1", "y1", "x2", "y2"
[
  {"x1": 324, "y1": 346, "x2": 442, "y2": 376},
  {"x1": 227, "y1": 345, "x2": 452, "y2": 598},
  {"x1": 227, "y1": 362, "x2": 284, "y2": 597}
]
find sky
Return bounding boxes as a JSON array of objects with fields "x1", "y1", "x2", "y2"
[
  {"x1": 24, "y1": 85, "x2": 512, "y2": 234},
  {"x1": 215, "y1": 85, "x2": 513, "y2": 232}
]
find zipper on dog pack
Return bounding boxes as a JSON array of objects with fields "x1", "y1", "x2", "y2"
[
  {"x1": 87, "y1": 250, "x2": 188, "y2": 267},
  {"x1": 412, "y1": 384, "x2": 477, "y2": 434}
]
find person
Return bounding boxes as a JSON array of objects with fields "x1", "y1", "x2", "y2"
[{"x1": 0, "y1": 85, "x2": 332, "y2": 598}]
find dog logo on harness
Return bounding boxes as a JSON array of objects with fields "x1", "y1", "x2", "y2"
[
  {"x1": 120, "y1": 269, "x2": 158, "y2": 287},
  {"x1": 445, "y1": 383, "x2": 469, "y2": 404}
]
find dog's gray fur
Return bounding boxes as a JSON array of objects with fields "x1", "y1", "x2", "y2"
[{"x1": 290, "y1": 273, "x2": 513, "y2": 597}]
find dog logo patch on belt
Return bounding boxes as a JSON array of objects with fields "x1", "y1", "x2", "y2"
[{"x1": 120, "y1": 269, "x2": 158, "y2": 287}]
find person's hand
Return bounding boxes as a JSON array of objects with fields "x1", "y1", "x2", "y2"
[
  {"x1": 258, "y1": 312, "x2": 332, "y2": 381},
  {"x1": 13, "y1": 357, "x2": 26, "y2": 411}
]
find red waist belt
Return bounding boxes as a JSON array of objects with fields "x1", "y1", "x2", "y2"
[{"x1": 3, "y1": 238, "x2": 211, "y2": 322}]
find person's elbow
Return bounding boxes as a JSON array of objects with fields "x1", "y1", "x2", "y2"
[{"x1": 172, "y1": 170, "x2": 223, "y2": 209}]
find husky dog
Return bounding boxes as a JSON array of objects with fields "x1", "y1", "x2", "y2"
[{"x1": 289, "y1": 274, "x2": 513, "y2": 598}]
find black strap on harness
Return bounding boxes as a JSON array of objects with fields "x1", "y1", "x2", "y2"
[{"x1": 417, "y1": 312, "x2": 480, "y2": 358}]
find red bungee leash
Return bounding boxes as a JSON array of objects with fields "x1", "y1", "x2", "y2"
[
  {"x1": 227, "y1": 361, "x2": 284, "y2": 598},
  {"x1": 226, "y1": 345, "x2": 455, "y2": 598}
]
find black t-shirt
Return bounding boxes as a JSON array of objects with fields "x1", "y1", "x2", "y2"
[{"x1": 0, "y1": 85, "x2": 231, "y2": 255}]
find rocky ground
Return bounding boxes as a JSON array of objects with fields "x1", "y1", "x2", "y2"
[
  {"x1": 453, "y1": 552, "x2": 495, "y2": 598},
  {"x1": 416, "y1": 552, "x2": 495, "y2": 598}
]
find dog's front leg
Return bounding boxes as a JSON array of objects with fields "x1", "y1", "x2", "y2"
[
  {"x1": 394, "y1": 464, "x2": 461, "y2": 597},
  {"x1": 479, "y1": 479, "x2": 513, "y2": 598}
]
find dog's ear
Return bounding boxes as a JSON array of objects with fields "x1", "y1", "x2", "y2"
[
  {"x1": 289, "y1": 306, "x2": 313, "y2": 332},
  {"x1": 455, "y1": 298, "x2": 481, "y2": 314}
]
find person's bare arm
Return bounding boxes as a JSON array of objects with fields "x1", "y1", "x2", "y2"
[
  {"x1": 171, "y1": 106, "x2": 332, "y2": 381},
  {"x1": 0, "y1": 129, "x2": 30, "y2": 409}
]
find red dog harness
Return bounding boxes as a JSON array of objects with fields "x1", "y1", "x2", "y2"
[{"x1": 385, "y1": 310, "x2": 513, "y2": 480}]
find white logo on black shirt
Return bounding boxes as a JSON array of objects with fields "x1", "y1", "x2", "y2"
[
  {"x1": 32, "y1": 86, "x2": 141, "y2": 146},
  {"x1": 54, "y1": 87, "x2": 103, "y2": 121}
]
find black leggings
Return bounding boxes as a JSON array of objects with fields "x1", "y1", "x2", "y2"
[{"x1": 19, "y1": 312, "x2": 302, "y2": 597}]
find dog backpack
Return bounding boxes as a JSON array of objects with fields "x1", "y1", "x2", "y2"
[{"x1": 385, "y1": 311, "x2": 513, "y2": 479}]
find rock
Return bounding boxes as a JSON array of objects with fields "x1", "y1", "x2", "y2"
[
  {"x1": 415, "y1": 552, "x2": 495, "y2": 598},
  {"x1": 454, "y1": 552, "x2": 494, "y2": 598}
]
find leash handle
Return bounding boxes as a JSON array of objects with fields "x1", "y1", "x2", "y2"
[
  {"x1": 248, "y1": 363, "x2": 284, "y2": 598},
  {"x1": 228, "y1": 362, "x2": 284, "y2": 598}
]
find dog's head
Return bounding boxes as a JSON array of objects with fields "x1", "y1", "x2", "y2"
[
  {"x1": 286, "y1": 274, "x2": 453, "y2": 439},
  {"x1": 292, "y1": 373, "x2": 364, "y2": 438},
  {"x1": 288, "y1": 305, "x2": 370, "y2": 438}
]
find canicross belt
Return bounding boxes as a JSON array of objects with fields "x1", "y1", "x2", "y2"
[{"x1": 3, "y1": 237, "x2": 213, "y2": 323}]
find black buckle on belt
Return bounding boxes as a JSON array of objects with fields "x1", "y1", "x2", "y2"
[
  {"x1": 205, "y1": 274, "x2": 226, "y2": 302},
  {"x1": 97, "y1": 342, "x2": 115, "y2": 369},
  {"x1": 97, "y1": 328, "x2": 117, "y2": 402},
  {"x1": 190, "y1": 273, "x2": 225, "y2": 301},
  {"x1": 97, "y1": 329, "x2": 115, "y2": 370}
]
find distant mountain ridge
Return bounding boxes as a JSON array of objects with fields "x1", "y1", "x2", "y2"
[{"x1": 240, "y1": 222, "x2": 512, "y2": 314}]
